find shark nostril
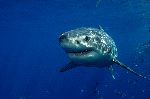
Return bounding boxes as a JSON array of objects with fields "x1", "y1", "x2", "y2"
[{"x1": 59, "y1": 35, "x2": 67, "y2": 42}]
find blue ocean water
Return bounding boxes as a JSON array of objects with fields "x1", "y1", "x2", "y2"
[{"x1": 0, "y1": 0, "x2": 150, "y2": 99}]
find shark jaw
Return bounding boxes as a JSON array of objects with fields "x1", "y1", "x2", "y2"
[
  {"x1": 66, "y1": 49, "x2": 93, "y2": 56},
  {"x1": 65, "y1": 48, "x2": 98, "y2": 63},
  {"x1": 65, "y1": 49, "x2": 106, "y2": 65}
]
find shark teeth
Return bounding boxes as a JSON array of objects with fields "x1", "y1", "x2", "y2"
[{"x1": 68, "y1": 50, "x2": 92, "y2": 56}]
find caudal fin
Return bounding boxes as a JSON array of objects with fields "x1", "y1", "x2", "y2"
[{"x1": 113, "y1": 59, "x2": 149, "y2": 80}]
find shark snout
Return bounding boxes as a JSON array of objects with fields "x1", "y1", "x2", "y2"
[{"x1": 59, "y1": 34, "x2": 68, "y2": 43}]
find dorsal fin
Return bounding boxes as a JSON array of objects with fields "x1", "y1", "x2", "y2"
[
  {"x1": 98, "y1": 25, "x2": 104, "y2": 32},
  {"x1": 113, "y1": 59, "x2": 150, "y2": 80}
]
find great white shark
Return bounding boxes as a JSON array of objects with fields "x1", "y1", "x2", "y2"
[{"x1": 59, "y1": 26, "x2": 148, "y2": 79}]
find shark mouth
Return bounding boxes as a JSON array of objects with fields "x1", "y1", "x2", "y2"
[{"x1": 66, "y1": 49, "x2": 93, "y2": 56}]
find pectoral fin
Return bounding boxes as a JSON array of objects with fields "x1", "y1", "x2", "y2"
[
  {"x1": 113, "y1": 59, "x2": 149, "y2": 80},
  {"x1": 59, "y1": 61, "x2": 78, "y2": 72}
]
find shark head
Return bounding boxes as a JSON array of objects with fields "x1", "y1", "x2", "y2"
[{"x1": 59, "y1": 27, "x2": 118, "y2": 66}]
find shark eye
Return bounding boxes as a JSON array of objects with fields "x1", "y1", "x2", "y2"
[
  {"x1": 75, "y1": 40, "x2": 80, "y2": 44},
  {"x1": 84, "y1": 36, "x2": 90, "y2": 42}
]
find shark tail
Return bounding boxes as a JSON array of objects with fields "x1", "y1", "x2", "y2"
[{"x1": 113, "y1": 59, "x2": 149, "y2": 80}]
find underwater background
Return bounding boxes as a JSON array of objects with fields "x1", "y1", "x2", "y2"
[{"x1": 0, "y1": 0, "x2": 150, "y2": 99}]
